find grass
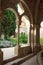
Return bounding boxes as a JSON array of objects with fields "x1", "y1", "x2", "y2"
[{"x1": 40, "y1": 38, "x2": 43, "y2": 44}]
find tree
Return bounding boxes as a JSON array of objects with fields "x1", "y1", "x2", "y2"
[{"x1": 1, "y1": 9, "x2": 16, "y2": 39}]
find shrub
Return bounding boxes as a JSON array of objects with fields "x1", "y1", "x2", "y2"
[
  {"x1": 10, "y1": 37, "x2": 17, "y2": 43},
  {"x1": 19, "y1": 32, "x2": 28, "y2": 44}
]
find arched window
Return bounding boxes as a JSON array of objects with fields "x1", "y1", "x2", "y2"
[
  {"x1": 19, "y1": 15, "x2": 30, "y2": 46},
  {"x1": 40, "y1": 21, "x2": 43, "y2": 45},
  {"x1": 16, "y1": 2, "x2": 33, "y2": 47},
  {"x1": 0, "y1": 8, "x2": 19, "y2": 48},
  {"x1": 0, "y1": 8, "x2": 19, "y2": 60}
]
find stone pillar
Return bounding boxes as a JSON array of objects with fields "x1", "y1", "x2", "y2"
[
  {"x1": 36, "y1": 25, "x2": 40, "y2": 44},
  {"x1": 34, "y1": 25, "x2": 41, "y2": 53},
  {"x1": 17, "y1": 21, "x2": 21, "y2": 57},
  {"x1": 0, "y1": 6, "x2": 3, "y2": 64},
  {"x1": 29, "y1": 27, "x2": 31, "y2": 47},
  {"x1": 0, "y1": 49, "x2": 3, "y2": 65},
  {"x1": 29, "y1": 24, "x2": 34, "y2": 52}
]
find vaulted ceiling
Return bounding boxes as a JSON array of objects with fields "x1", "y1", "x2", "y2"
[{"x1": 0, "y1": 0, "x2": 43, "y2": 25}]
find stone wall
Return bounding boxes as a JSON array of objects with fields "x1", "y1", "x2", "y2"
[{"x1": 18, "y1": 46, "x2": 32, "y2": 57}]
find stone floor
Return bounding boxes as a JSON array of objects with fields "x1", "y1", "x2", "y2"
[
  {"x1": 21, "y1": 56, "x2": 38, "y2": 65},
  {"x1": 4, "y1": 55, "x2": 38, "y2": 65}
]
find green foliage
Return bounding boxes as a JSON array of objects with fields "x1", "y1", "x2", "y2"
[
  {"x1": 0, "y1": 38, "x2": 3, "y2": 41},
  {"x1": 19, "y1": 33, "x2": 28, "y2": 44},
  {"x1": 9, "y1": 37, "x2": 17, "y2": 44},
  {"x1": 40, "y1": 38, "x2": 43, "y2": 44},
  {"x1": 1, "y1": 9, "x2": 16, "y2": 39}
]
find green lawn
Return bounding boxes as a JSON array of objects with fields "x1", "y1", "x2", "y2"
[{"x1": 40, "y1": 38, "x2": 43, "y2": 44}]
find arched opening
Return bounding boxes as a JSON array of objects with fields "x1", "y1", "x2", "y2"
[
  {"x1": 0, "y1": 8, "x2": 19, "y2": 47},
  {"x1": 0, "y1": 0, "x2": 33, "y2": 60},
  {"x1": 40, "y1": 21, "x2": 43, "y2": 45},
  {"x1": 0, "y1": 8, "x2": 19, "y2": 60},
  {"x1": 19, "y1": 15, "x2": 30, "y2": 46},
  {"x1": 16, "y1": 2, "x2": 33, "y2": 47}
]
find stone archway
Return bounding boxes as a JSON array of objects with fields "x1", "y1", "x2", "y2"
[
  {"x1": 1, "y1": 8, "x2": 19, "y2": 60},
  {"x1": 19, "y1": 15, "x2": 30, "y2": 46},
  {"x1": 1, "y1": 0, "x2": 34, "y2": 59},
  {"x1": 20, "y1": 0, "x2": 33, "y2": 24},
  {"x1": 1, "y1": 0, "x2": 33, "y2": 47}
]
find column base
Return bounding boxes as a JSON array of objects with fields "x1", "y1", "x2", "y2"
[{"x1": 34, "y1": 45, "x2": 41, "y2": 54}]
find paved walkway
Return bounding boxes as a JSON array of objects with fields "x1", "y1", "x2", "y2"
[
  {"x1": 4, "y1": 55, "x2": 38, "y2": 65},
  {"x1": 21, "y1": 56, "x2": 38, "y2": 65}
]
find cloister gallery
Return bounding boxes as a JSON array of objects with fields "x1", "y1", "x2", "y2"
[{"x1": 0, "y1": 0, "x2": 43, "y2": 65}]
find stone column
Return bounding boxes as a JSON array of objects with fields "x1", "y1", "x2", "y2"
[
  {"x1": 0, "y1": 4, "x2": 3, "y2": 64},
  {"x1": 0, "y1": 49, "x2": 3, "y2": 65},
  {"x1": 17, "y1": 20, "x2": 21, "y2": 57},
  {"x1": 15, "y1": 19, "x2": 20, "y2": 57},
  {"x1": 36, "y1": 25, "x2": 40, "y2": 45},
  {"x1": 29, "y1": 26, "x2": 31, "y2": 47},
  {"x1": 29, "y1": 24, "x2": 34, "y2": 52},
  {"x1": 34, "y1": 25, "x2": 41, "y2": 53}
]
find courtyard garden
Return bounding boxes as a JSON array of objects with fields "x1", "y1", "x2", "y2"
[
  {"x1": 0, "y1": 32, "x2": 28, "y2": 48},
  {"x1": 0, "y1": 8, "x2": 28, "y2": 48},
  {"x1": 0, "y1": 8, "x2": 43, "y2": 48}
]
